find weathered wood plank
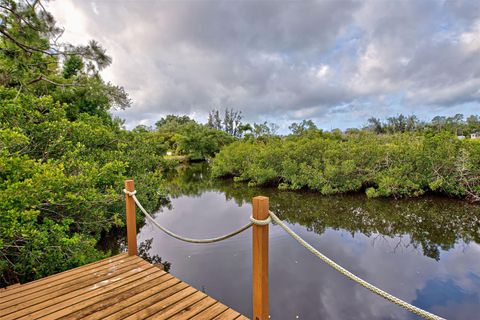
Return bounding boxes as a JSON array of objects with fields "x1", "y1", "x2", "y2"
[
  {"x1": 146, "y1": 291, "x2": 207, "y2": 319},
  {"x1": 81, "y1": 276, "x2": 181, "y2": 320},
  {"x1": 8, "y1": 274, "x2": 156, "y2": 320},
  {"x1": 122, "y1": 286, "x2": 198, "y2": 319},
  {"x1": 212, "y1": 309, "x2": 243, "y2": 320},
  {"x1": 60, "y1": 272, "x2": 173, "y2": 319},
  {"x1": 0, "y1": 257, "x2": 146, "y2": 315},
  {"x1": 172, "y1": 296, "x2": 219, "y2": 319},
  {"x1": 188, "y1": 301, "x2": 229, "y2": 319},
  {"x1": 102, "y1": 282, "x2": 190, "y2": 319},
  {"x1": 33, "y1": 267, "x2": 165, "y2": 319},
  {"x1": 0, "y1": 253, "x2": 129, "y2": 301},
  {"x1": 0, "y1": 254, "x2": 134, "y2": 305},
  {"x1": 0, "y1": 254, "x2": 249, "y2": 320}
]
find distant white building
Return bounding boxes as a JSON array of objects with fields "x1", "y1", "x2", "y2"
[
  {"x1": 471, "y1": 132, "x2": 479, "y2": 139},
  {"x1": 457, "y1": 135, "x2": 465, "y2": 140}
]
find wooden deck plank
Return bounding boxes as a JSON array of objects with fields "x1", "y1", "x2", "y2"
[
  {"x1": 146, "y1": 291, "x2": 207, "y2": 319},
  {"x1": 0, "y1": 256, "x2": 141, "y2": 310},
  {"x1": 4, "y1": 262, "x2": 154, "y2": 319},
  {"x1": 0, "y1": 253, "x2": 128, "y2": 299},
  {"x1": 212, "y1": 309, "x2": 243, "y2": 320},
  {"x1": 102, "y1": 282, "x2": 190, "y2": 320},
  {"x1": 174, "y1": 297, "x2": 222, "y2": 319},
  {"x1": 79, "y1": 277, "x2": 181, "y2": 320},
  {"x1": 61, "y1": 273, "x2": 174, "y2": 320},
  {"x1": 0, "y1": 254, "x2": 249, "y2": 320},
  {"x1": 121, "y1": 286, "x2": 198, "y2": 319},
  {"x1": 190, "y1": 302, "x2": 230, "y2": 320},
  {"x1": 0, "y1": 254, "x2": 136, "y2": 305},
  {"x1": 33, "y1": 267, "x2": 165, "y2": 319},
  {"x1": 0, "y1": 257, "x2": 148, "y2": 315}
]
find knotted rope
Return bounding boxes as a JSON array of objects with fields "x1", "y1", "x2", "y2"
[{"x1": 250, "y1": 215, "x2": 271, "y2": 225}]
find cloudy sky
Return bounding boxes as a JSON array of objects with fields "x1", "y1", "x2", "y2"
[{"x1": 48, "y1": 0, "x2": 480, "y2": 131}]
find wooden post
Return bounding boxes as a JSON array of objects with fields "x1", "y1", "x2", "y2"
[
  {"x1": 252, "y1": 196, "x2": 269, "y2": 320},
  {"x1": 125, "y1": 180, "x2": 137, "y2": 256}
]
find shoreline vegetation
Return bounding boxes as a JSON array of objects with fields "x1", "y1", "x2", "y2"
[
  {"x1": 0, "y1": 1, "x2": 479, "y2": 288},
  {"x1": 211, "y1": 130, "x2": 480, "y2": 202}
]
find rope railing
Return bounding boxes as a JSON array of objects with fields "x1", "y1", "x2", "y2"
[
  {"x1": 268, "y1": 210, "x2": 445, "y2": 320},
  {"x1": 123, "y1": 189, "x2": 253, "y2": 243},
  {"x1": 124, "y1": 188, "x2": 445, "y2": 320}
]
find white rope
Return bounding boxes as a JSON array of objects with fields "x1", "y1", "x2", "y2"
[
  {"x1": 268, "y1": 210, "x2": 445, "y2": 320},
  {"x1": 124, "y1": 190, "x2": 137, "y2": 196},
  {"x1": 250, "y1": 215, "x2": 271, "y2": 226},
  {"x1": 123, "y1": 189, "x2": 253, "y2": 243}
]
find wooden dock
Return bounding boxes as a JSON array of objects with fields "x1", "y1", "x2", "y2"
[{"x1": 0, "y1": 253, "x2": 248, "y2": 320}]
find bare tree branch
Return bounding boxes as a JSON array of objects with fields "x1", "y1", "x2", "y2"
[
  {"x1": 14, "y1": 83, "x2": 23, "y2": 100},
  {"x1": 27, "y1": 74, "x2": 84, "y2": 87},
  {"x1": 0, "y1": 4, "x2": 41, "y2": 31},
  {"x1": 0, "y1": 27, "x2": 50, "y2": 55}
]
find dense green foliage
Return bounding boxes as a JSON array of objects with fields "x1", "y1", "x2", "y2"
[
  {"x1": 155, "y1": 115, "x2": 234, "y2": 160},
  {"x1": 0, "y1": 87, "x2": 171, "y2": 285},
  {"x1": 212, "y1": 130, "x2": 480, "y2": 202},
  {"x1": 0, "y1": 1, "x2": 169, "y2": 286}
]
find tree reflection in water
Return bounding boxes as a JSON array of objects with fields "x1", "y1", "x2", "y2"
[
  {"x1": 165, "y1": 162, "x2": 480, "y2": 261},
  {"x1": 137, "y1": 162, "x2": 480, "y2": 320}
]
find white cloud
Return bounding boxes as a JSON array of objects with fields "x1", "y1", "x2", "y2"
[
  {"x1": 47, "y1": 0, "x2": 480, "y2": 129},
  {"x1": 460, "y1": 20, "x2": 480, "y2": 52},
  {"x1": 91, "y1": 2, "x2": 99, "y2": 16},
  {"x1": 47, "y1": 1, "x2": 90, "y2": 45}
]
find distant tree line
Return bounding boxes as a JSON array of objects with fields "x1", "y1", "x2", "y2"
[
  {"x1": 365, "y1": 114, "x2": 479, "y2": 135},
  {"x1": 150, "y1": 110, "x2": 480, "y2": 204},
  {"x1": 149, "y1": 111, "x2": 480, "y2": 164}
]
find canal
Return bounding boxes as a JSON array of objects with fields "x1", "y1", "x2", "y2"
[{"x1": 136, "y1": 163, "x2": 480, "y2": 320}]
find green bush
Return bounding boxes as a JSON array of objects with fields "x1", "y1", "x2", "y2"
[
  {"x1": 212, "y1": 131, "x2": 480, "y2": 201},
  {"x1": 0, "y1": 89, "x2": 169, "y2": 286}
]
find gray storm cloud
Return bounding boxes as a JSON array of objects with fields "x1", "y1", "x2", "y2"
[{"x1": 49, "y1": 0, "x2": 480, "y2": 128}]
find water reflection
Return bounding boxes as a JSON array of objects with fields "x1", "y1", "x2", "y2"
[{"x1": 137, "y1": 163, "x2": 480, "y2": 320}]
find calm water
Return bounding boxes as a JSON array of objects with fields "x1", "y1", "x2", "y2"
[{"x1": 135, "y1": 163, "x2": 480, "y2": 320}]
